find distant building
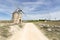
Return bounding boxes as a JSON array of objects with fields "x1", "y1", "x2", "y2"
[
  {"x1": 12, "y1": 8, "x2": 23, "y2": 24},
  {"x1": 0, "y1": 8, "x2": 23, "y2": 26}
]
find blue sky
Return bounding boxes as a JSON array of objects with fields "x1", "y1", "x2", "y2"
[{"x1": 0, "y1": 0, "x2": 60, "y2": 20}]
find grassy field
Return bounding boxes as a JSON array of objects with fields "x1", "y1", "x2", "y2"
[
  {"x1": 0, "y1": 20, "x2": 60, "y2": 40},
  {"x1": 34, "y1": 20, "x2": 60, "y2": 40},
  {"x1": 24, "y1": 20, "x2": 60, "y2": 40},
  {"x1": 0, "y1": 25, "x2": 12, "y2": 40}
]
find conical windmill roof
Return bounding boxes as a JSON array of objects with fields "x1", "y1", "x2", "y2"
[{"x1": 13, "y1": 8, "x2": 22, "y2": 14}]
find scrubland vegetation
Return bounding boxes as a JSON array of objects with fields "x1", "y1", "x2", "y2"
[
  {"x1": 0, "y1": 25, "x2": 12, "y2": 40},
  {"x1": 0, "y1": 20, "x2": 60, "y2": 40},
  {"x1": 35, "y1": 20, "x2": 60, "y2": 40}
]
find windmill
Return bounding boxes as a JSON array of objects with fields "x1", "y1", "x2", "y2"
[
  {"x1": 12, "y1": 7, "x2": 24, "y2": 24},
  {"x1": 11, "y1": 3, "x2": 32, "y2": 24}
]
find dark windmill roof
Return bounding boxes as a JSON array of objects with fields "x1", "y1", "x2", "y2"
[
  {"x1": 13, "y1": 8, "x2": 23, "y2": 14},
  {"x1": 16, "y1": 8, "x2": 22, "y2": 12}
]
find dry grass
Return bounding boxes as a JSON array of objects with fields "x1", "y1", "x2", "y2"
[
  {"x1": 35, "y1": 21, "x2": 60, "y2": 40},
  {"x1": 0, "y1": 25, "x2": 12, "y2": 40}
]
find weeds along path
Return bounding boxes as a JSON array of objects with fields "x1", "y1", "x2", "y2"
[{"x1": 8, "y1": 23, "x2": 49, "y2": 40}]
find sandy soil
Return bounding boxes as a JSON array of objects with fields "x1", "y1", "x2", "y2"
[{"x1": 8, "y1": 23, "x2": 49, "y2": 40}]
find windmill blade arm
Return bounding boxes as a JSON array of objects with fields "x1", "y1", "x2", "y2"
[{"x1": 22, "y1": 11, "x2": 24, "y2": 14}]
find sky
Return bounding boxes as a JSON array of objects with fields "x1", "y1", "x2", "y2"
[{"x1": 0, "y1": 0, "x2": 60, "y2": 20}]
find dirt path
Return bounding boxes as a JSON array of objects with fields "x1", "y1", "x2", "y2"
[{"x1": 8, "y1": 23, "x2": 49, "y2": 40}]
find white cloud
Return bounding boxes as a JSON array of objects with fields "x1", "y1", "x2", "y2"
[
  {"x1": 22, "y1": 1, "x2": 44, "y2": 5},
  {"x1": 0, "y1": 0, "x2": 60, "y2": 20},
  {"x1": 0, "y1": 0, "x2": 48, "y2": 14},
  {"x1": 49, "y1": 11, "x2": 60, "y2": 20},
  {"x1": 22, "y1": 11, "x2": 60, "y2": 20},
  {"x1": 22, "y1": 13, "x2": 49, "y2": 20}
]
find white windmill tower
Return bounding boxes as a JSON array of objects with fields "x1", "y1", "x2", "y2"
[{"x1": 12, "y1": 8, "x2": 23, "y2": 24}]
